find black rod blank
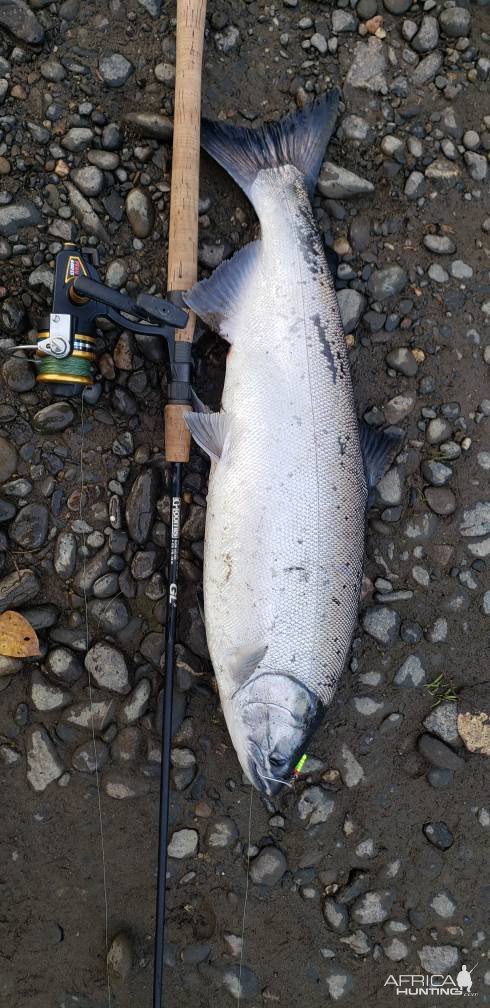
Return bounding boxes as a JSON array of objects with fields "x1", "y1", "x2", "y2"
[{"x1": 153, "y1": 462, "x2": 183, "y2": 1008}]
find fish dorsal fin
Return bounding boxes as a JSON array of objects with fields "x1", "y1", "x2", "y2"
[
  {"x1": 185, "y1": 410, "x2": 230, "y2": 462},
  {"x1": 201, "y1": 88, "x2": 340, "y2": 202},
  {"x1": 227, "y1": 642, "x2": 268, "y2": 689},
  {"x1": 359, "y1": 421, "x2": 402, "y2": 494},
  {"x1": 184, "y1": 240, "x2": 261, "y2": 340}
]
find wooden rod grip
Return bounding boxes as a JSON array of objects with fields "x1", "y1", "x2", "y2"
[
  {"x1": 167, "y1": 0, "x2": 206, "y2": 345},
  {"x1": 165, "y1": 404, "x2": 192, "y2": 463},
  {"x1": 164, "y1": 0, "x2": 206, "y2": 462}
]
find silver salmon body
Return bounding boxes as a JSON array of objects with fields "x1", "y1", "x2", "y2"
[{"x1": 185, "y1": 92, "x2": 398, "y2": 795}]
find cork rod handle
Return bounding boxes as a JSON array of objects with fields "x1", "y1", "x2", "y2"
[
  {"x1": 168, "y1": 0, "x2": 206, "y2": 301},
  {"x1": 165, "y1": 0, "x2": 207, "y2": 463},
  {"x1": 164, "y1": 0, "x2": 204, "y2": 461}
]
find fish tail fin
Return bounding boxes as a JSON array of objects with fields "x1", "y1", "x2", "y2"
[{"x1": 201, "y1": 88, "x2": 340, "y2": 202}]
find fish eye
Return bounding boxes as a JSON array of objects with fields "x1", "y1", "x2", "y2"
[{"x1": 269, "y1": 753, "x2": 286, "y2": 768}]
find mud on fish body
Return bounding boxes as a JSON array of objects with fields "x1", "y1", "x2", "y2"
[{"x1": 184, "y1": 89, "x2": 401, "y2": 796}]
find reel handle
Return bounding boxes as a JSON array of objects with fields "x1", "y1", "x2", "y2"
[{"x1": 71, "y1": 277, "x2": 187, "y2": 329}]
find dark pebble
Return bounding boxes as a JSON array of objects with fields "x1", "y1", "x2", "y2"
[
  {"x1": 45, "y1": 647, "x2": 84, "y2": 684},
  {"x1": 125, "y1": 469, "x2": 159, "y2": 545},
  {"x1": 423, "y1": 821, "x2": 454, "y2": 849},
  {"x1": 10, "y1": 503, "x2": 49, "y2": 549},
  {"x1": 21, "y1": 605, "x2": 59, "y2": 629},
  {"x1": 418, "y1": 734, "x2": 465, "y2": 770},
  {"x1": 427, "y1": 768, "x2": 454, "y2": 788},
  {"x1": 425, "y1": 487, "x2": 457, "y2": 515},
  {"x1": 0, "y1": 499, "x2": 16, "y2": 523},
  {"x1": 2, "y1": 356, "x2": 36, "y2": 392},
  {"x1": 0, "y1": 436, "x2": 18, "y2": 482},
  {"x1": 400, "y1": 620, "x2": 423, "y2": 643},
  {"x1": 33, "y1": 403, "x2": 75, "y2": 433},
  {"x1": 0, "y1": 569, "x2": 40, "y2": 613},
  {"x1": 87, "y1": 597, "x2": 130, "y2": 633}
]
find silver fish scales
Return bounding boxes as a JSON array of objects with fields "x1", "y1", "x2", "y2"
[{"x1": 185, "y1": 92, "x2": 399, "y2": 794}]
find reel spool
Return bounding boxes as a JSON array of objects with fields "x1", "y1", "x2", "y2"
[
  {"x1": 36, "y1": 319, "x2": 96, "y2": 390},
  {"x1": 34, "y1": 244, "x2": 100, "y2": 396}
]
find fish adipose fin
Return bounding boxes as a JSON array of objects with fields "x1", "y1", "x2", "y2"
[
  {"x1": 201, "y1": 88, "x2": 341, "y2": 203},
  {"x1": 359, "y1": 422, "x2": 403, "y2": 501},
  {"x1": 184, "y1": 241, "x2": 261, "y2": 338},
  {"x1": 185, "y1": 410, "x2": 230, "y2": 462}
]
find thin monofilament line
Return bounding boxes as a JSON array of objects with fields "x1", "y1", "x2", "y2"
[
  {"x1": 80, "y1": 395, "x2": 112, "y2": 1008},
  {"x1": 238, "y1": 785, "x2": 254, "y2": 1008},
  {"x1": 257, "y1": 768, "x2": 293, "y2": 790}
]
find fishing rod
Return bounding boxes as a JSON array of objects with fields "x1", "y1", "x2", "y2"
[
  {"x1": 5, "y1": 235, "x2": 191, "y2": 999},
  {"x1": 8, "y1": 4, "x2": 207, "y2": 1002},
  {"x1": 154, "y1": 1, "x2": 206, "y2": 1005}
]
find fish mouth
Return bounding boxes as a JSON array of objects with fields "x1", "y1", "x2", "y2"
[
  {"x1": 246, "y1": 741, "x2": 293, "y2": 797},
  {"x1": 247, "y1": 760, "x2": 287, "y2": 797}
]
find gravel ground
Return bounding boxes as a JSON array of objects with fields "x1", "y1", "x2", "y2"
[{"x1": 0, "y1": 0, "x2": 489, "y2": 1006}]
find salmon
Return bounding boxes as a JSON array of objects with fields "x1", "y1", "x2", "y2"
[{"x1": 185, "y1": 91, "x2": 399, "y2": 795}]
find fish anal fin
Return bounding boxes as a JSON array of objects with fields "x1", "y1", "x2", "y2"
[
  {"x1": 184, "y1": 241, "x2": 260, "y2": 339},
  {"x1": 185, "y1": 410, "x2": 230, "y2": 462}
]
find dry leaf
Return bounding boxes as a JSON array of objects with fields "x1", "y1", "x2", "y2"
[{"x1": 0, "y1": 610, "x2": 40, "y2": 658}]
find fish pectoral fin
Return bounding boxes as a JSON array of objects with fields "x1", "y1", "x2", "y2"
[
  {"x1": 184, "y1": 240, "x2": 261, "y2": 340},
  {"x1": 359, "y1": 421, "x2": 403, "y2": 500},
  {"x1": 185, "y1": 410, "x2": 230, "y2": 462},
  {"x1": 227, "y1": 641, "x2": 268, "y2": 689}
]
